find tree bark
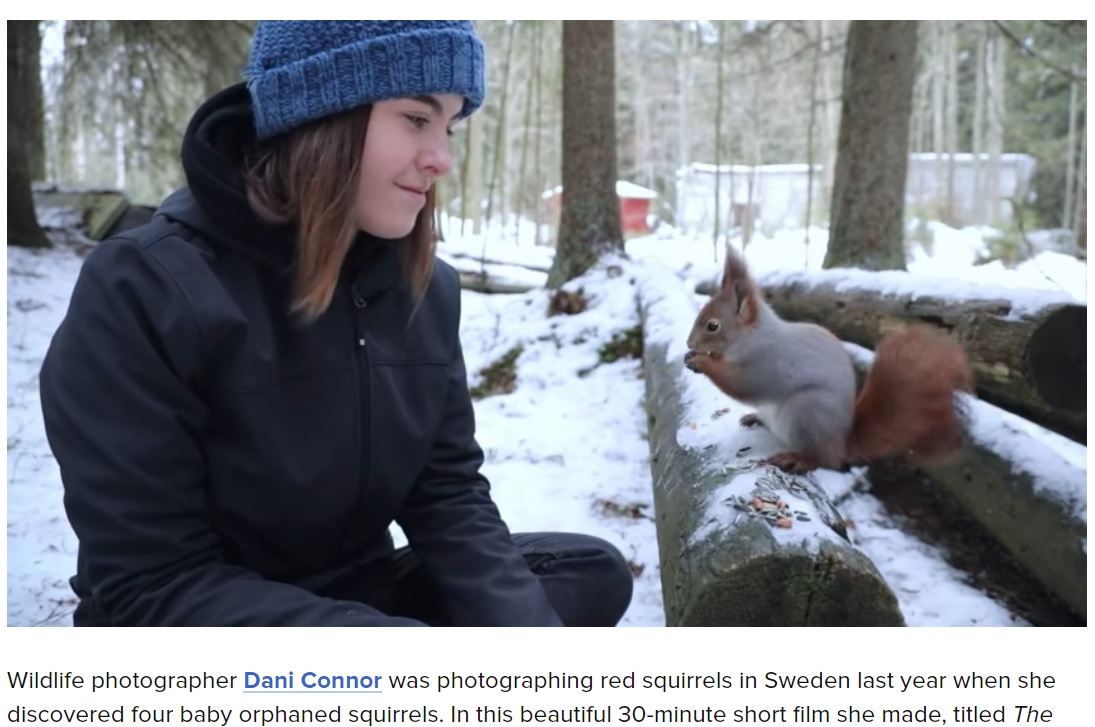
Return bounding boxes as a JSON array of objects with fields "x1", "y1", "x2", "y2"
[
  {"x1": 944, "y1": 22, "x2": 959, "y2": 225},
  {"x1": 696, "y1": 273, "x2": 1087, "y2": 443},
  {"x1": 1062, "y1": 70, "x2": 1078, "y2": 230},
  {"x1": 804, "y1": 19, "x2": 822, "y2": 262},
  {"x1": 485, "y1": 20, "x2": 516, "y2": 232},
  {"x1": 8, "y1": 20, "x2": 50, "y2": 249},
  {"x1": 712, "y1": 21, "x2": 726, "y2": 252},
  {"x1": 514, "y1": 22, "x2": 535, "y2": 243},
  {"x1": 1070, "y1": 104, "x2": 1087, "y2": 246},
  {"x1": 972, "y1": 29, "x2": 987, "y2": 224},
  {"x1": 985, "y1": 37, "x2": 1006, "y2": 225},
  {"x1": 676, "y1": 21, "x2": 692, "y2": 200},
  {"x1": 825, "y1": 21, "x2": 919, "y2": 270},
  {"x1": 20, "y1": 20, "x2": 46, "y2": 181},
  {"x1": 547, "y1": 21, "x2": 624, "y2": 288},
  {"x1": 819, "y1": 20, "x2": 839, "y2": 204},
  {"x1": 639, "y1": 265, "x2": 906, "y2": 627}
]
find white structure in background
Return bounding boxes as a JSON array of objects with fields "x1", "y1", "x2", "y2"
[{"x1": 676, "y1": 153, "x2": 1037, "y2": 236}]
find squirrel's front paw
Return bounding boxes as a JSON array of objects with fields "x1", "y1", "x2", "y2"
[{"x1": 684, "y1": 349, "x2": 705, "y2": 372}]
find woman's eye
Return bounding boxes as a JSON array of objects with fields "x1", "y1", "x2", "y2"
[{"x1": 405, "y1": 115, "x2": 428, "y2": 129}]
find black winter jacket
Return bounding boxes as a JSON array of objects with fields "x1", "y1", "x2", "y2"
[{"x1": 39, "y1": 84, "x2": 562, "y2": 627}]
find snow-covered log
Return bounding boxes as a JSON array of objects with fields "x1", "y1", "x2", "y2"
[
  {"x1": 439, "y1": 249, "x2": 553, "y2": 273},
  {"x1": 696, "y1": 269, "x2": 1086, "y2": 444},
  {"x1": 845, "y1": 344, "x2": 1088, "y2": 621},
  {"x1": 456, "y1": 270, "x2": 541, "y2": 294},
  {"x1": 438, "y1": 253, "x2": 548, "y2": 294},
  {"x1": 637, "y1": 262, "x2": 905, "y2": 627}
]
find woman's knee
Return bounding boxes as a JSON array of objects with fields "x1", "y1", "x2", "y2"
[
  {"x1": 586, "y1": 536, "x2": 635, "y2": 625},
  {"x1": 520, "y1": 532, "x2": 634, "y2": 626}
]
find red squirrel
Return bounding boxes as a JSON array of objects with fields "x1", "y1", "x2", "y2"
[{"x1": 684, "y1": 248, "x2": 974, "y2": 474}]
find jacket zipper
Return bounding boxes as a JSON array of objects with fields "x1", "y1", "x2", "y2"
[{"x1": 349, "y1": 282, "x2": 371, "y2": 535}]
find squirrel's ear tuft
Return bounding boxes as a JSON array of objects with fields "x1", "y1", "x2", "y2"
[
  {"x1": 721, "y1": 247, "x2": 749, "y2": 287},
  {"x1": 738, "y1": 286, "x2": 757, "y2": 325},
  {"x1": 721, "y1": 247, "x2": 758, "y2": 324}
]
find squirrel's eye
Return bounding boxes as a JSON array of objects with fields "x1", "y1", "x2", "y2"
[{"x1": 706, "y1": 320, "x2": 720, "y2": 332}]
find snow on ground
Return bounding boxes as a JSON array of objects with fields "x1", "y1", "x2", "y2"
[
  {"x1": 392, "y1": 260, "x2": 663, "y2": 626},
  {"x1": 5, "y1": 218, "x2": 1087, "y2": 627},
  {"x1": 7, "y1": 246, "x2": 85, "y2": 626}
]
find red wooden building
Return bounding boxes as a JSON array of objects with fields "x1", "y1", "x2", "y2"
[{"x1": 542, "y1": 180, "x2": 658, "y2": 234}]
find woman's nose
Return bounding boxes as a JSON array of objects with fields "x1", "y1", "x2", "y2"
[{"x1": 419, "y1": 141, "x2": 453, "y2": 178}]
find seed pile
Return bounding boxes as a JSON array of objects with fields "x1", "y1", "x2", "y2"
[{"x1": 726, "y1": 484, "x2": 811, "y2": 529}]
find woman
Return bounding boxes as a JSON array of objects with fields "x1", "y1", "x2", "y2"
[{"x1": 39, "y1": 20, "x2": 634, "y2": 627}]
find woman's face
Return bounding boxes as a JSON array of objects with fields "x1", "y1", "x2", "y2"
[{"x1": 353, "y1": 93, "x2": 463, "y2": 239}]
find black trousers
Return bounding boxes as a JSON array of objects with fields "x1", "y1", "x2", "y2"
[{"x1": 324, "y1": 532, "x2": 635, "y2": 626}]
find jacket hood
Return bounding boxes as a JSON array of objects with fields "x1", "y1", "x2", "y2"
[
  {"x1": 163, "y1": 83, "x2": 401, "y2": 298},
  {"x1": 166, "y1": 83, "x2": 294, "y2": 268}
]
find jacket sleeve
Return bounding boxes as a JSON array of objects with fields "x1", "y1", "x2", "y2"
[
  {"x1": 395, "y1": 276, "x2": 564, "y2": 626},
  {"x1": 39, "y1": 238, "x2": 425, "y2": 627}
]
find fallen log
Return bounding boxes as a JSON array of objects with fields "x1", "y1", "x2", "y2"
[
  {"x1": 845, "y1": 343, "x2": 1088, "y2": 621},
  {"x1": 440, "y1": 248, "x2": 553, "y2": 273},
  {"x1": 637, "y1": 263, "x2": 905, "y2": 627},
  {"x1": 456, "y1": 270, "x2": 540, "y2": 294},
  {"x1": 439, "y1": 254, "x2": 547, "y2": 293},
  {"x1": 696, "y1": 268, "x2": 1086, "y2": 443}
]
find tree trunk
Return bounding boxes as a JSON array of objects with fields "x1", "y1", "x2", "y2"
[
  {"x1": 676, "y1": 22, "x2": 691, "y2": 198},
  {"x1": 638, "y1": 265, "x2": 905, "y2": 627},
  {"x1": 631, "y1": 22, "x2": 654, "y2": 192},
  {"x1": 1062, "y1": 69, "x2": 1078, "y2": 230},
  {"x1": 484, "y1": 21, "x2": 516, "y2": 232},
  {"x1": 18, "y1": 20, "x2": 46, "y2": 181},
  {"x1": 944, "y1": 22, "x2": 959, "y2": 225},
  {"x1": 695, "y1": 272, "x2": 1087, "y2": 443},
  {"x1": 972, "y1": 30, "x2": 987, "y2": 224},
  {"x1": 819, "y1": 20, "x2": 839, "y2": 205},
  {"x1": 547, "y1": 21, "x2": 623, "y2": 288},
  {"x1": 468, "y1": 116, "x2": 484, "y2": 235},
  {"x1": 1070, "y1": 98, "x2": 1086, "y2": 245},
  {"x1": 514, "y1": 22, "x2": 535, "y2": 243},
  {"x1": 825, "y1": 21, "x2": 919, "y2": 271},
  {"x1": 804, "y1": 19, "x2": 822, "y2": 263},
  {"x1": 712, "y1": 21, "x2": 725, "y2": 254},
  {"x1": 931, "y1": 21, "x2": 946, "y2": 218},
  {"x1": 985, "y1": 37, "x2": 1006, "y2": 226},
  {"x1": 532, "y1": 22, "x2": 545, "y2": 246},
  {"x1": 8, "y1": 20, "x2": 50, "y2": 249}
]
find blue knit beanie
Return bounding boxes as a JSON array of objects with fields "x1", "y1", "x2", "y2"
[{"x1": 245, "y1": 21, "x2": 486, "y2": 140}]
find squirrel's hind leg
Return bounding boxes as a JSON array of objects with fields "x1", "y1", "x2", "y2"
[
  {"x1": 739, "y1": 413, "x2": 765, "y2": 428},
  {"x1": 767, "y1": 389, "x2": 851, "y2": 471},
  {"x1": 763, "y1": 451, "x2": 822, "y2": 473}
]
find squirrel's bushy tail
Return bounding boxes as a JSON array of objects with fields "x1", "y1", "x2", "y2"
[{"x1": 846, "y1": 325, "x2": 975, "y2": 465}]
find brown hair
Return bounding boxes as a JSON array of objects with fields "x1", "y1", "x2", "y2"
[{"x1": 243, "y1": 105, "x2": 436, "y2": 321}]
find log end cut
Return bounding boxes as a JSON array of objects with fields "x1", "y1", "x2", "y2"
[
  {"x1": 672, "y1": 533, "x2": 906, "y2": 627},
  {"x1": 1027, "y1": 304, "x2": 1087, "y2": 412}
]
